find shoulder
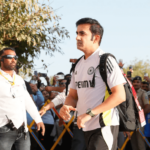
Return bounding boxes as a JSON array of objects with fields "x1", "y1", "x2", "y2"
[
  {"x1": 16, "y1": 74, "x2": 25, "y2": 82},
  {"x1": 140, "y1": 88, "x2": 147, "y2": 94},
  {"x1": 140, "y1": 89, "x2": 148, "y2": 98}
]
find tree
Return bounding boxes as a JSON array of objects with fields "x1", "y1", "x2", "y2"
[
  {"x1": 123, "y1": 58, "x2": 150, "y2": 79},
  {"x1": 18, "y1": 67, "x2": 33, "y2": 79},
  {"x1": 0, "y1": 0, "x2": 69, "y2": 69}
]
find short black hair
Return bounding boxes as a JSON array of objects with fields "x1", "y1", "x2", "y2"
[
  {"x1": 76, "y1": 18, "x2": 104, "y2": 45},
  {"x1": 0, "y1": 47, "x2": 16, "y2": 56},
  {"x1": 57, "y1": 72, "x2": 64, "y2": 75},
  {"x1": 142, "y1": 81, "x2": 149, "y2": 85},
  {"x1": 65, "y1": 74, "x2": 71, "y2": 78}
]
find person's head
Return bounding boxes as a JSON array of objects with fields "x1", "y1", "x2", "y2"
[
  {"x1": 59, "y1": 79, "x2": 67, "y2": 87},
  {"x1": 41, "y1": 90, "x2": 50, "y2": 101},
  {"x1": 132, "y1": 76, "x2": 142, "y2": 91},
  {"x1": 30, "y1": 83, "x2": 38, "y2": 94},
  {"x1": 127, "y1": 76, "x2": 132, "y2": 83},
  {"x1": 56, "y1": 72, "x2": 64, "y2": 83},
  {"x1": 76, "y1": 18, "x2": 103, "y2": 52},
  {"x1": 141, "y1": 81, "x2": 149, "y2": 92},
  {"x1": 57, "y1": 72, "x2": 64, "y2": 76},
  {"x1": 65, "y1": 74, "x2": 71, "y2": 80},
  {"x1": 0, "y1": 47, "x2": 18, "y2": 71}
]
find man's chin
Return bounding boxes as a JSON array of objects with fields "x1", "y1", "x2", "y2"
[{"x1": 77, "y1": 46, "x2": 84, "y2": 51}]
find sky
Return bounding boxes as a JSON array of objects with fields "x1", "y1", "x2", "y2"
[{"x1": 31, "y1": 0, "x2": 150, "y2": 82}]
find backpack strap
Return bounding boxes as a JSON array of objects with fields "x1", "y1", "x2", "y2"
[
  {"x1": 70, "y1": 56, "x2": 84, "y2": 74},
  {"x1": 99, "y1": 53, "x2": 116, "y2": 95},
  {"x1": 66, "y1": 55, "x2": 84, "y2": 96},
  {"x1": 65, "y1": 78, "x2": 70, "y2": 96}
]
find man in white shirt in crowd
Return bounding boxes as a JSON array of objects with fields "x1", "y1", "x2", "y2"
[
  {"x1": 59, "y1": 18, "x2": 126, "y2": 150},
  {"x1": 0, "y1": 47, "x2": 45, "y2": 150}
]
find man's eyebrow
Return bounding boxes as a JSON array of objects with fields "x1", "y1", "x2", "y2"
[{"x1": 76, "y1": 31, "x2": 86, "y2": 34}]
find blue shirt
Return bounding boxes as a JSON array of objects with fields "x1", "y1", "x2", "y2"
[{"x1": 27, "y1": 90, "x2": 54, "y2": 129}]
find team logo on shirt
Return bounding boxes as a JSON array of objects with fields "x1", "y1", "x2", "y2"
[{"x1": 87, "y1": 67, "x2": 94, "y2": 75}]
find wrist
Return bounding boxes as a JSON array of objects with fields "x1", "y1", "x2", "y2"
[
  {"x1": 86, "y1": 108, "x2": 95, "y2": 117},
  {"x1": 43, "y1": 106, "x2": 47, "y2": 112}
]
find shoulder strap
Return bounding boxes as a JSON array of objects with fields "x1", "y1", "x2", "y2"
[
  {"x1": 66, "y1": 55, "x2": 83, "y2": 96},
  {"x1": 99, "y1": 53, "x2": 116, "y2": 95},
  {"x1": 70, "y1": 55, "x2": 84, "y2": 74}
]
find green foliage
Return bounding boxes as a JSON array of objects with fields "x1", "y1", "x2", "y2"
[
  {"x1": 123, "y1": 58, "x2": 150, "y2": 79},
  {"x1": 18, "y1": 67, "x2": 33, "y2": 79},
  {"x1": 0, "y1": 0, "x2": 69, "y2": 68}
]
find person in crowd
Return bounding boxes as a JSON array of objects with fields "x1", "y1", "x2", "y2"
[
  {"x1": 144, "y1": 91, "x2": 150, "y2": 150},
  {"x1": 0, "y1": 47, "x2": 45, "y2": 150},
  {"x1": 131, "y1": 76, "x2": 150, "y2": 150},
  {"x1": 40, "y1": 75, "x2": 76, "y2": 150},
  {"x1": 36, "y1": 73, "x2": 50, "y2": 89},
  {"x1": 59, "y1": 79, "x2": 67, "y2": 87},
  {"x1": 27, "y1": 83, "x2": 45, "y2": 150},
  {"x1": 39, "y1": 90, "x2": 55, "y2": 150},
  {"x1": 142, "y1": 81, "x2": 149, "y2": 92},
  {"x1": 59, "y1": 18, "x2": 126, "y2": 150},
  {"x1": 144, "y1": 75, "x2": 150, "y2": 91}
]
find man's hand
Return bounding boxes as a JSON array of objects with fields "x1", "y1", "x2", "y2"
[
  {"x1": 36, "y1": 74, "x2": 41, "y2": 82},
  {"x1": 77, "y1": 114, "x2": 91, "y2": 129},
  {"x1": 59, "y1": 105, "x2": 76, "y2": 121},
  {"x1": 36, "y1": 122, "x2": 45, "y2": 136},
  {"x1": 39, "y1": 108, "x2": 46, "y2": 116},
  {"x1": 123, "y1": 131, "x2": 131, "y2": 139}
]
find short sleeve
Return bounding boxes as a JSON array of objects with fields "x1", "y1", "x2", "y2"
[
  {"x1": 106, "y1": 56, "x2": 126, "y2": 89},
  {"x1": 69, "y1": 72, "x2": 76, "y2": 90},
  {"x1": 142, "y1": 92, "x2": 149, "y2": 105}
]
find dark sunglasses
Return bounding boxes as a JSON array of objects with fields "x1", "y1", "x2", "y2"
[
  {"x1": 2, "y1": 55, "x2": 18, "y2": 60},
  {"x1": 60, "y1": 82, "x2": 67, "y2": 85}
]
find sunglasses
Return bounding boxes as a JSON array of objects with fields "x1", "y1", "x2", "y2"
[
  {"x1": 2, "y1": 55, "x2": 18, "y2": 60},
  {"x1": 60, "y1": 82, "x2": 67, "y2": 85}
]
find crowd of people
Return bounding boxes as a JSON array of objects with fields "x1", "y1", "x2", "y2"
[
  {"x1": 23, "y1": 64, "x2": 150, "y2": 150},
  {"x1": 0, "y1": 17, "x2": 150, "y2": 150}
]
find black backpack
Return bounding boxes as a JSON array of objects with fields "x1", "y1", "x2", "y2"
[{"x1": 69, "y1": 53, "x2": 140, "y2": 131}]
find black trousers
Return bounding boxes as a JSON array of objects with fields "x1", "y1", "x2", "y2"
[
  {"x1": 84, "y1": 126, "x2": 119, "y2": 150},
  {"x1": 39, "y1": 124, "x2": 54, "y2": 150}
]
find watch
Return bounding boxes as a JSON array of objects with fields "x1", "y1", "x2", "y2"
[{"x1": 86, "y1": 108, "x2": 95, "y2": 117}]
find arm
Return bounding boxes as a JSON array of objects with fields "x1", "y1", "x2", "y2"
[
  {"x1": 144, "y1": 104, "x2": 150, "y2": 114},
  {"x1": 45, "y1": 76, "x2": 51, "y2": 86},
  {"x1": 34, "y1": 90, "x2": 45, "y2": 108},
  {"x1": 45, "y1": 86, "x2": 65, "y2": 93},
  {"x1": 59, "y1": 88, "x2": 78, "y2": 120},
  {"x1": 64, "y1": 88, "x2": 78, "y2": 107},
  {"x1": 24, "y1": 90, "x2": 45, "y2": 135},
  {"x1": 142, "y1": 92, "x2": 150, "y2": 114},
  {"x1": 92, "y1": 84, "x2": 125, "y2": 115},
  {"x1": 77, "y1": 84, "x2": 125, "y2": 129},
  {"x1": 39, "y1": 89, "x2": 67, "y2": 116}
]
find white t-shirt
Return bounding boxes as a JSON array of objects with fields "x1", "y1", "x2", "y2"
[{"x1": 70, "y1": 48, "x2": 126, "y2": 131}]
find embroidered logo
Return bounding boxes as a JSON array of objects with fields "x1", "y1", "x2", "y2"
[
  {"x1": 87, "y1": 67, "x2": 94, "y2": 75},
  {"x1": 75, "y1": 71, "x2": 77, "y2": 75}
]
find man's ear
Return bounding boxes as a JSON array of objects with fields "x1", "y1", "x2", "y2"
[{"x1": 93, "y1": 35, "x2": 100, "y2": 44}]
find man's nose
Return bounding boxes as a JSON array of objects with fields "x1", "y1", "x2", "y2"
[{"x1": 76, "y1": 34, "x2": 81, "y2": 41}]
